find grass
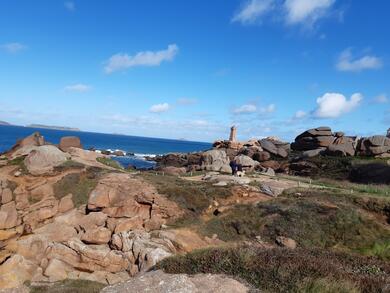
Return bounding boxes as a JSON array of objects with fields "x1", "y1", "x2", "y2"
[
  {"x1": 157, "y1": 245, "x2": 390, "y2": 293},
  {"x1": 199, "y1": 188, "x2": 390, "y2": 257},
  {"x1": 96, "y1": 157, "x2": 123, "y2": 169},
  {"x1": 299, "y1": 278, "x2": 360, "y2": 293},
  {"x1": 7, "y1": 156, "x2": 29, "y2": 174},
  {"x1": 53, "y1": 159, "x2": 85, "y2": 172},
  {"x1": 28, "y1": 279, "x2": 105, "y2": 293},
  {"x1": 53, "y1": 168, "x2": 102, "y2": 207},
  {"x1": 140, "y1": 172, "x2": 232, "y2": 226}
]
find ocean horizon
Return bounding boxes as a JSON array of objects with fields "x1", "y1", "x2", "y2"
[{"x1": 0, "y1": 125, "x2": 212, "y2": 168}]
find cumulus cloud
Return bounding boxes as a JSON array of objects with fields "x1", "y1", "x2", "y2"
[
  {"x1": 64, "y1": 1, "x2": 75, "y2": 11},
  {"x1": 294, "y1": 110, "x2": 307, "y2": 119},
  {"x1": 284, "y1": 0, "x2": 335, "y2": 25},
  {"x1": 149, "y1": 103, "x2": 170, "y2": 113},
  {"x1": 232, "y1": 0, "x2": 336, "y2": 27},
  {"x1": 233, "y1": 104, "x2": 257, "y2": 114},
  {"x1": 336, "y1": 49, "x2": 383, "y2": 72},
  {"x1": 104, "y1": 44, "x2": 179, "y2": 74},
  {"x1": 64, "y1": 83, "x2": 92, "y2": 92},
  {"x1": 177, "y1": 98, "x2": 197, "y2": 105},
  {"x1": 373, "y1": 94, "x2": 388, "y2": 104},
  {"x1": 259, "y1": 103, "x2": 276, "y2": 113},
  {"x1": 314, "y1": 92, "x2": 363, "y2": 118},
  {"x1": 0, "y1": 42, "x2": 26, "y2": 53},
  {"x1": 232, "y1": 0, "x2": 274, "y2": 24}
]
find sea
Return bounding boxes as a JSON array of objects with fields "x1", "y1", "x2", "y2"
[{"x1": 0, "y1": 125, "x2": 212, "y2": 169}]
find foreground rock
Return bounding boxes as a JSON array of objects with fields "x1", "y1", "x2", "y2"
[{"x1": 101, "y1": 270, "x2": 249, "y2": 293}]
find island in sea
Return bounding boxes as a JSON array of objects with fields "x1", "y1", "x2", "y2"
[
  {"x1": 26, "y1": 124, "x2": 81, "y2": 131},
  {"x1": 0, "y1": 120, "x2": 11, "y2": 126}
]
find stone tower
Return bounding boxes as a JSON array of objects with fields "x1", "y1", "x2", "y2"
[{"x1": 229, "y1": 126, "x2": 237, "y2": 142}]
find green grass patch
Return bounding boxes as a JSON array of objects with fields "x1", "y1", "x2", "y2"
[
  {"x1": 7, "y1": 156, "x2": 29, "y2": 174},
  {"x1": 140, "y1": 173, "x2": 232, "y2": 227},
  {"x1": 28, "y1": 279, "x2": 105, "y2": 293},
  {"x1": 200, "y1": 189, "x2": 390, "y2": 257},
  {"x1": 53, "y1": 168, "x2": 102, "y2": 207},
  {"x1": 54, "y1": 159, "x2": 85, "y2": 172},
  {"x1": 96, "y1": 157, "x2": 123, "y2": 169},
  {"x1": 157, "y1": 246, "x2": 390, "y2": 293}
]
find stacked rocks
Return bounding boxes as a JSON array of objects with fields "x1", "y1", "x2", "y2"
[
  {"x1": 357, "y1": 135, "x2": 390, "y2": 157},
  {"x1": 292, "y1": 127, "x2": 358, "y2": 157},
  {"x1": 291, "y1": 127, "x2": 334, "y2": 151}
]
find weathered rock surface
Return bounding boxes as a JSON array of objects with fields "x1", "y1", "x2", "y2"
[
  {"x1": 101, "y1": 270, "x2": 249, "y2": 293},
  {"x1": 24, "y1": 146, "x2": 69, "y2": 175},
  {"x1": 159, "y1": 166, "x2": 187, "y2": 176},
  {"x1": 87, "y1": 173, "x2": 182, "y2": 228}
]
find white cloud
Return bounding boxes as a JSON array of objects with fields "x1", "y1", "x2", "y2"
[
  {"x1": 294, "y1": 110, "x2": 307, "y2": 119},
  {"x1": 177, "y1": 98, "x2": 197, "y2": 105},
  {"x1": 233, "y1": 104, "x2": 257, "y2": 114},
  {"x1": 232, "y1": 0, "x2": 336, "y2": 27},
  {"x1": 0, "y1": 42, "x2": 26, "y2": 53},
  {"x1": 284, "y1": 0, "x2": 335, "y2": 25},
  {"x1": 149, "y1": 103, "x2": 170, "y2": 113},
  {"x1": 373, "y1": 94, "x2": 388, "y2": 104},
  {"x1": 336, "y1": 49, "x2": 383, "y2": 72},
  {"x1": 64, "y1": 83, "x2": 92, "y2": 92},
  {"x1": 259, "y1": 103, "x2": 276, "y2": 113},
  {"x1": 314, "y1": 92, "x2": 363, "y2": 118},
  {"x1": 104, "y1": 44, "x2": 179, "y2": 74},
  {"x1": 64, "y1": 1, "x2": 75, "y2": 11},
  {"x1": 232, "y1": 0, "x2": 274, "y2": 24}
]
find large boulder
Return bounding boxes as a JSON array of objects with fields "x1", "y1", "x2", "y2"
[
  {"x1": 24, "y1": 145, "x2": 69, "y2": 175},
  {"x1": 357, "y1": 135, "x2": 390, "y2": 156},
  {"x1": 201, "y1": 150, "x2": 231, "y2": 173},
  {"x1": 59, "y1": 136, "x2": 82, "y2": 152},
  {"x1": 234, "y1": 155, "x2": 259, "y2": 171},
  {"x1": 327, "y1": 136, "x2": 356, "y2": 157}
]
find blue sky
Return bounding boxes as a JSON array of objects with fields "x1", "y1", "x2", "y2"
[{"x1": 0, "y1": 0, "x2": 389, "y2": 142}]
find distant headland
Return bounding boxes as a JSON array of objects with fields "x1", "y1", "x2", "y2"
[
  {"x1": 26, "y1": 124, "x2": 81, "y2": 131},
  {"x1": 0, "y1": 120, "x2": 11, "y2": 126}
]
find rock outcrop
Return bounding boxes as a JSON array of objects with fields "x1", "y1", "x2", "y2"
[
  {"x1": 101, "y1": 270, "x2": 249, "y2": 293},
  {"x1": 292, "y1": 127, "x2": 358, "y2": 157},
  {"x1": 357, "y1": 135, "x2": 390, "y2": 157},
  {"x1": 24, "y1": 145, "x2": 69, "y2": 175},
  {"x1": 201, "y1": 150, "x2": 232, "y2": 173}
]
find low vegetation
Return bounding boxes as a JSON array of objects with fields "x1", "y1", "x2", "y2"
[
  {"x1": 53, "y1": 168, "x2": 103, "y2": 207},
  {"x1": 141, "y1": 173, "x2": 232, "y2": 226},
  {"x1": 199, "y1": 188, "x2": 390, "y2": 258},
  {"x1": 157, "y1": 245, "x2": 390, "y2": 293},
  {"x1": 54, "y1": 159, "x2": 85, "y2": 172},
  {"x1": 28, "y1": 279, "x2": 105, "y2": 293},
  {"x1": 96, "y1": 157, "x2": 123, "y2": 169}
]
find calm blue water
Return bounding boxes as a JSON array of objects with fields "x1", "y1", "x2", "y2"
[{"x1": 0, "y1": 125, "x2": 211, "y2": 169}]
